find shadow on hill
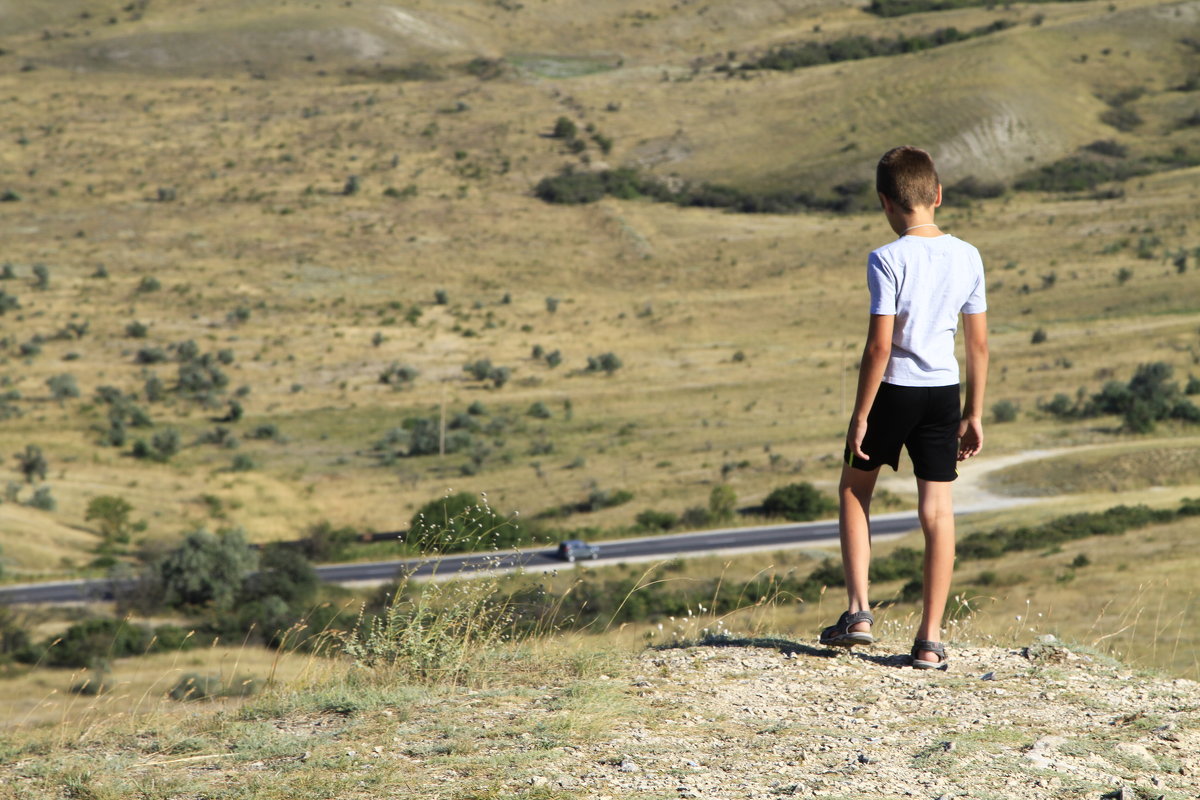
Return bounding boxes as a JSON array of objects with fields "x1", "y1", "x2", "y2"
[{"x1": 652, "y1": 634, "x2": 911, "y2": 668}]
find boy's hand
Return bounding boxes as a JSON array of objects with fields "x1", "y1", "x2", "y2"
[
  {"x1": 957, "y1": 416, "x2": 983, "y2": 461},
  {"x1": 847, "y1": 418, "x2": 870, "y2": 462}
]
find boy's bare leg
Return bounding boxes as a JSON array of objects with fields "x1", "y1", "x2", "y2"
[
  {"x1": 839, "y1": 464, "x2": 879, "y2": 632},
  {"x1": 915, "y1": 478, "x2": 956, "y2": 662}
]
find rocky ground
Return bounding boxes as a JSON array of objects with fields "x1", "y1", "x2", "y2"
[{"x1": 527, "y1": 638, "x2": 1199, "y2": 799}]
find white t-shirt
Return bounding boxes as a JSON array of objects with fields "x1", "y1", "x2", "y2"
[{"x1": 867, "y1": 234, "x2": 987, "y2": 387}]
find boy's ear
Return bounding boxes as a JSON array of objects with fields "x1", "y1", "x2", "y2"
[{"x1": 933, "y1": 184, "x2": 943, "y2": 208}]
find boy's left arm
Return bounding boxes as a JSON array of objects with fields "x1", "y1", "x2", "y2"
[{"x1": 958, "y1": 311, "x2": 989, "y2": 460}]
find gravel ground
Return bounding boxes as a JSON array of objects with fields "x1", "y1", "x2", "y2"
[{"x1": 533, "y1": 639, "x2": 1200, "y2": 799}]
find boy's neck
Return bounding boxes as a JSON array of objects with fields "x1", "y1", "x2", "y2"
[{"x1": 880, "y1": 190, "x2": 943, "y2": 238}]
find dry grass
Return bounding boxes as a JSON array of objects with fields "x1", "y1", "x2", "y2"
[{"x1": 0, "y1": 0, "x2": 1197, "y2": 581}]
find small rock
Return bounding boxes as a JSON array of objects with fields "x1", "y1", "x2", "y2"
[
  {"x1": 619, "y1": 758, "x2": 640, "y2": 773},
  {"x1": 529, "y1": 776, "x2": 548, "y2": 787},
  {"x1": 942, "y1": 741, "x2": 955, "y2": 752},
  {"x1": 857, "y1": 753, "x2": 875, "y2": 764},
  {"x1": 980, "y1": 672, "x2": 995, "y2": 681},
  {"x1": 684, "y1": 759, "x2": 701, "y2": 768}
]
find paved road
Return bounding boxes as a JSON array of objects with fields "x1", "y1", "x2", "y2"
[{"x1": 0, "y1": 513, "x2": 922, "y2": 605}]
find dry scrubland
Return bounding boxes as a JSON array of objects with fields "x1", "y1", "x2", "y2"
[
  {"x1": 0, "y1": 0, "x2": 1197, "y2": 577},
  {"x1": 1, "y1": 3, "x2": 1200, "y2": 793}
]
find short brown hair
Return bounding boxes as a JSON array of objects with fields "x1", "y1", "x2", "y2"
[{"x1": 876, "y1": 146, "x2": 939, "y2": 211}]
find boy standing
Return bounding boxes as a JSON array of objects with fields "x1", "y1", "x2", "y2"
[{"x1": 819, "y1": 146, "x2": 989, "y2": 670}]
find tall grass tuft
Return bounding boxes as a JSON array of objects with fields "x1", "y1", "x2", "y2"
[{"x1": 341, "y1": 495, "x2": 521, "y2": 685}]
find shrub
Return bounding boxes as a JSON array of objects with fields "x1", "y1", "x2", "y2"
[
  {"x1": 407, "y1": 492, "x2": 523, "y2": 554},
  {"x1": 527, "y1": 401, "x2": 552, "y2": 419},
  {"x1": 26, "y1": 486, "x2": 55, "y2": 511},
  {"x1": 86, "y1": 495, "x2": 135, "y2": 546},
  {"x1": 299, "y1": 520, "x2": 359, "y2": 562},
  {"x1": 136, "y1": 276, "x2": 161, "y2": 293},
  {"x1": 585, "y1": 352, "x2": 623, "y2": 374},
  {"x1": 29, "y1": 617, "x2": 152, "y2": 669},
  {"x1": 230, "y1": 454, "x2": 255, "y2": 471},
  {"x1": 0, "y1": 290, "x2": 19, "y2": 314},
  {"x1": 248, "y1": 423, "x2": 281, "y2": 441},
  {"x1": 31, "y1": 264, "x2": 49, "y2": 290},
  {"x1": 992, "y1": 400, "x2": 1019, "y2": 423},
  {"x1": 762, "y1": 483, "x2": 836, "y2": 521},
  {"x1": 15, "y1": 444, "x2": 47, "y2": 483},
  {"x1": 709, "y1": 484, "x2": 738, "y2": 521},
  {"x1": 552, "y1": 116, "x2": 578, "y2": 139},
  {"x1": 135, "y1": 347, "x2": 167, "y2": 364},
  {"x1": 379, "y1": 362, "x2": 419, "y2": 388},
  {"x1": 1031, "y1": 327, "x2": 1048, "y2": 344},
  {"x1": 125, "y1": 320, "x2": 149, "y2": 338},
  {"x1": 635, "y1": 509, "x2": 678, "y2": 531},
  {"x1": 46, "y1": 373, "x2": 80, "y2": 400}
]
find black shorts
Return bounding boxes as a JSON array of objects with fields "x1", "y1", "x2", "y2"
[{"x1": 844, "y1": 382, "x2": 961, "y2": 482}]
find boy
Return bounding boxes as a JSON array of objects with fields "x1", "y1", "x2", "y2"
[{"x1": 819, "y1": 146, "x2": 989, "y2": 670}]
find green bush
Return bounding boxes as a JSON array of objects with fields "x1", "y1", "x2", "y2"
[
  {"x1": 992, "y1": 400, "x2": 1019, "y2": 423},
  {"x1": 28, "y1": 617, "x2": 152, "y2": 669},
  {"x1": 408, "y1": 492, "x2": 524, "y2": 554},
  {"x1": 635, "y1": 509, "x2": 678, "y2": 531},
  {"x1": 154, "y1": 527, "x2": 258, "y2": 611},
  {"x1": 761, "y1": 483, "x2": 836, "y2": 521},
  {"x1": 708, "y1": 484, "x2": 738, "y2": 521},
  {"x1": 585, "y1": 352, "x2": 623, "y2": 374}
]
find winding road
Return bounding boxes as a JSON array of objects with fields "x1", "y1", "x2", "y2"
[{"x1": 0, "y1": 448, "x2": 1050, "y2": 606}]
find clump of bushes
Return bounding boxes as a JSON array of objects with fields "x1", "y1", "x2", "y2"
[
  {"x1": 585, "y1": 352, "x2": 623, "y2": 375},
  {"x1": 1039, "y1": 362, "x2": 1200, "y2": 433},
  {"x1": 736, "y1": 21, "x2": 1015, "y2": 72}
]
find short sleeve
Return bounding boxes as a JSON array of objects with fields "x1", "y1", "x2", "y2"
[
  {"x1": 961, "y1": 253, "x2": 987, "y2": 314},
  {"x1": 867, "y1": 252, "x2": 896, "y2": 315}
]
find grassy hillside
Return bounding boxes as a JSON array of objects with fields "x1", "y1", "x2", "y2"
[{"x1": 0, "y1": 0, "x2": 1198, "y2": 578}]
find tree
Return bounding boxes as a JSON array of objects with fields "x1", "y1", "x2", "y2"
[
  {"x1": 86, "y1": 495, "x2": 135, "y2": 547},
  {"x1": 155, "y1": 528, "x2": 258, "y2": 611},
  {"x1": 15, "y1": 444, "x2": 47, "y2": 483}
]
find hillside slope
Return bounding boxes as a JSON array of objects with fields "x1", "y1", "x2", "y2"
[{"x1": 1, "y1": 640, "x2": 1197, "y2": 798}]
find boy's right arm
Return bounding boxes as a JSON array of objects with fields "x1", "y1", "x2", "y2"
[
  {"x1": 958, "y1": 311, "x2": 989, "y2": 460},
  {"x1": 847, "y1": 314, "x2": 894, "y2": 461}
]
